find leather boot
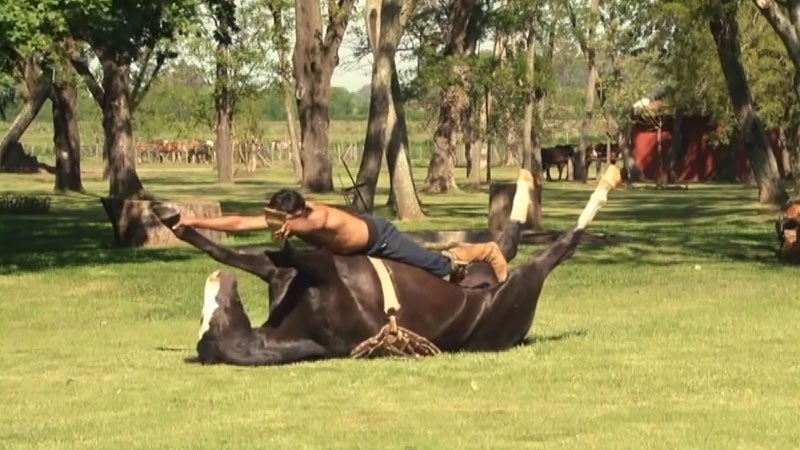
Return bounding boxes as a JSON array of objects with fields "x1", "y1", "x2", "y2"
[{"x1": 442, "y1": 241, "x2": 509, "y2": 282}]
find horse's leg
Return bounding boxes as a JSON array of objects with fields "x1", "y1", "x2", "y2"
[
  {"x1": 527, "y1": 165, "x2": 621, "y2": 273},
  {"x1": 496, "y1": 168, "x2": 534, "y2": 261},
  {"x1": 151, "y1": 204, "x2": 278, "y2": 281},
  {"x1": 199, "y1": 335, "x2": 328, "y2": 366}
]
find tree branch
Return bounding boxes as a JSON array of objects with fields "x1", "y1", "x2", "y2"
[
  {"x1": 753, "y1": 0, "x2": 800, "y2": 66},
  {"x1": 131, "y1": 50, "x2": 169, "y2": 112},
  {"x1": 130, "y1": 46, "x2": 154, "y2": 108},
  {"x1": 564, "y1": 0, "x2": 589, "y2": 57},
  {"x1": 64, "y1": 38, "x2": 105, "y2": 106},
  {"x1": 322, "y1": 0, "x2": 357, "y2": 61}
]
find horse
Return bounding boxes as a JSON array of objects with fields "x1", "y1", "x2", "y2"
[
  {"x1": 541, "y1": 145, "x2": 576, "y2": 181},
  {"x1": 152, "y1": 166, "x2": 621, "y2": 366}
]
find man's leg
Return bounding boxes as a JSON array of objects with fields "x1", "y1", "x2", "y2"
[
  {"x1": 440, "y1": 169, "x2": 535, "y2": 283},
  {"x1": 366, "y1": 218, "x2": 453, "y2": 277}
]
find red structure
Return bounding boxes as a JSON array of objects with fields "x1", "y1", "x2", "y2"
[{"x1": 630, "y1": 115, "x2": 786, "y2": 182}]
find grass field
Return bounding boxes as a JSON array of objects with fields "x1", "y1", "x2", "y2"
[{"x1": 1, "y1": 157, "x2": 798, "y2": 449}]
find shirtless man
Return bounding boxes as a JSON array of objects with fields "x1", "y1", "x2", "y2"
[{"x1": 173, "y1": 188, "x2": 513, "y2": 282}]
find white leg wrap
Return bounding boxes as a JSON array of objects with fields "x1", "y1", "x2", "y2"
[
  {"x1": 576, "y1": 189, "x2": 608, "y2": 230},
  {"x1": 510, "y1": 171, "x2": 534, "y2": 223}
]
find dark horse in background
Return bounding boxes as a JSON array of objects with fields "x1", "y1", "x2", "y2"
[{"x1": 152, "y1": 167, "x2": 622, "y2": 366}]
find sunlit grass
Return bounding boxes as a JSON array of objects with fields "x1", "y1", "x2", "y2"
[{"x1": 1, "y1": 160, "x2": 798, "y2": 449}]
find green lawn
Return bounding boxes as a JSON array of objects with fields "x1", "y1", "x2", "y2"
[{"x1": 1, "y1": 159, "x2": 798, "y2": 449}]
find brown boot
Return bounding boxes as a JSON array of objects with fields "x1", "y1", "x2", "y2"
[{"x1": 442, "y1": 242, "x2": 509, "y2": 282}]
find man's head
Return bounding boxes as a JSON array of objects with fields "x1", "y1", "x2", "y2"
[{"x1": 267, "y1": 189, "x2": 308, "y2": 217}]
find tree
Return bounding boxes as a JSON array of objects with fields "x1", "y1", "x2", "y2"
[
  {"x1": 268, "y1": 0, "x2": 303, "y2": 182},
  {"x1": 182, "y1": 0, "x2": 273, "y2": 183},
  {"x1": 293, "y1": 0, "x2": 358, "y2": 192},
  {"x1": 351, "y1": 0, "x2": 425, "y2": 219},
  {"x1": 565, "y1": 0, "x2": 600, "y2": 183},
  {"x1": 0, "y1": 58, "x2": 52, "y2": 166},
  {"x1": 421, "y1": 0, "x2": 483, "y2": 193},
  {"x1": 709, "y1": 1, "x2": 788, "y2": 204},
  {"x1": 51, "y1": 54, "x2": 83, "y2": 192},
  {"x1": 209, "y1": 0, "x2": 237, "y2": 183},
  {"x1": 0, "y1": 3, "x2": 83, "y2": 191},
  {"x1": 0, "y1": 1, "x2": 55, "y2": 164},
  {"x1": 751, "y1": 0, "x2": 800, "y2": 195},
  {"x1": 63, "y1": 0, "x2": 195, "y2": 198}
]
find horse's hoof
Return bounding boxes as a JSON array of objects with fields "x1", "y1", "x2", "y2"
[{"x1": 151, "y1": 203, "x2": 181, "y2": 228}]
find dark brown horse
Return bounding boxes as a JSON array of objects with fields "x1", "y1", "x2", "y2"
[{"x1": 153, "y1": 167, "x2": 620, "y2": 365}]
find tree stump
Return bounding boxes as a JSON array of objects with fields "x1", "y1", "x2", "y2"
[
  {"x1": 488, "y1": 182, "x2": 536, "y2": 232},
  {"x1": 100, "y1": 198, "x2": 225, "y2": 247},
  {"x1": 0, "y1": 142, "x2": 52, "y2": 174}
]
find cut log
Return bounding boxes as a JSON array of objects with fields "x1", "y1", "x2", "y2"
[
  {"x1": 100, "y1": 198, "x2": 225, "y2": 247},
  {"x1": 488, "y1": 182, "x2": 536, "y2": 232}
]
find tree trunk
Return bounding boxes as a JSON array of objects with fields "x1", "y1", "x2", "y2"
[
  {"x1": 282, "y1": 73, "x2": 302, "y2": 183},
  {"x1": 0, "y1": 77, "x2": 50, "y2": 162},
  {"x1": 576, "y1": 65, "x2": 597, "y2": 183},
  {"x1": 354, "y1": 0, "x2": 424, "y2": 218},
  {"x1": 710, "y1": 4, "x2": 788, "y2": 204},
  {"x1": 521, "y1": 27, "x2": 536, "y2": 174},
  {"x1": 668, "y1": 110, "x2": 684, "y2": 183},
  {"x1": 386, "y1": 59, "x2": 424, "y2": 219},
  {"x1": 215, "y1": 106, "x2": 234, "y2": 183},
  {"x1": 51, "y1": 80, "x2": 83, "y2": 192},
  {"x1": 466, "y1": 97, "x2": 484, "y2": 185},
  {"x1": 101, "y1": 59, "x2": 144, "y2": 199},
  {"x1": 521, "y1": 23, "x2": 543, "y2": 230},
  {"x1": 566, "y1": 0, "x2": 599, "y2": 183},
  {"x1": 505, "y1": 127, "x2": 520, "y2": 165},
  {"x1": 270, "y1": 4, "x2": 303, "y2": 183},
  {"x1": 293, "y1": 0, "x2": 355, "y2": 193},
  {"x1": 215, "y1": 41, "x2": 234, "y2": 183},
  {"x1": 790, "y1": 119, "x2": 800, "y2": 197},
  {"x1": 352, "y1": 0, "x2": 387, "y2": 212},
  {"x1": 617, "y1": 123, "x2": 641, "y2": 183},
  {"x1": 422, "y1": 0, "x2": 481, "y2": 193},
  {"x1": 424, "y1": 87, "x2": 466, "y2": 192}
]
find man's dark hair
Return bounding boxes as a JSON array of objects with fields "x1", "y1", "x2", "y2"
[{"x1": 267, "y1": 189, "x2": 307, "y2": 214}]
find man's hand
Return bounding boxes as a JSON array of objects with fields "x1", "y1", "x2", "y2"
[
  {"x1": 172, "y1": 216, "x2": 195, "y2": 230},
  {"x1": 272, "y1": 221, "x2": 291, "y2": 244}
]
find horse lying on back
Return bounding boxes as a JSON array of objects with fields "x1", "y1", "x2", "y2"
[{"x1": 153, "y1": 166, "x2": 622, "y2": 366}]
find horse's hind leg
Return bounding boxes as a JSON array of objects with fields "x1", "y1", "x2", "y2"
[
  {"x1": 496, "y1": 169, "x2": 536, "y2": 261},
  {"x1": 528, "y1": 165, "x2": 622, "y2": 272}
]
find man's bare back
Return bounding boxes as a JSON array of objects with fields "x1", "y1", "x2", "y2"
[{"x1": 281, "y1": 202, "x2": 370, "y2": 254}]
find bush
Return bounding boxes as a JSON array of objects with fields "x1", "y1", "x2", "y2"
[{"x1": 0, "y1": 194, "x2": 51, "y2": 214}]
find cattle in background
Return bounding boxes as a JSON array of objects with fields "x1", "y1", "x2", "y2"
[
  {"x1": 541, "y1": 145, "x2": 576, "y2": 181},
  {"x1": 188, "y1": 140, "x2": 215, "y2": 164}
]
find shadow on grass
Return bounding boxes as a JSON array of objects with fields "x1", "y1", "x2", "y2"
[
  {"x1": 0, "y1": 205, "x2": 202, "y2": 274},
  {"x1": 521, "y1": 329, "x2": 587, "y2": 346}
]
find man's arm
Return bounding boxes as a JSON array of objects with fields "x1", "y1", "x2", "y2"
[{"x1": 175, "y1": 214, "x2": 269, "y2": 232}]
